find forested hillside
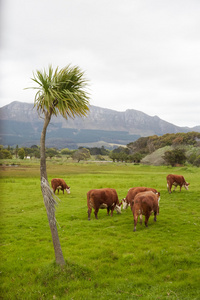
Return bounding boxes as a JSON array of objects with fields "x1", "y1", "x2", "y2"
[
  {"x1": 127, "y1": 132, "x2": 200, "y2": 154},
  {"x1": 109, "y1": 132, "x2": 200, "y2": 166}
]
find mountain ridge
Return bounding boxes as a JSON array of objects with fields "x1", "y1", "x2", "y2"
[{"x1": 0, "y1": 101, "x2": 199, "y2": 149}]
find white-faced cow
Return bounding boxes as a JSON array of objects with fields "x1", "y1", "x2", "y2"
[
  {"x1": 132, "y1": 191, "x2": 160, "y2": 232},
  {"x1": 122, "y1": 187, "x2": 159, "y2": 210},
  {"x1": 51, "y1": 178, "x2": 70, "y2": 194},
  {"x1": 87, "y1": 188, "x2": 122, "y2": 220},
  {"x1": 166, "y1": 174, "x2": 190, "y2": 193}
]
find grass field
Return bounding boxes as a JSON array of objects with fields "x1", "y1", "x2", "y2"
[{"x1": 0, "y1": 160, "x2": 200, "y2": 299}]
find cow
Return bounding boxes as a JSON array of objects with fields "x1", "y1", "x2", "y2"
[
  {"x1": 51, "y1": 178, "x2": 70, "y2": 194},
  {"x1": 87, "y1": 188, "x2": 122, "y2": 220},
  {"x1": 166, "y1": 174, "x2": 190, "y2": 193},
  {"x1": 132, "y1": 191, "x2": 160, "y2": 232},
  {"x1": 122, "y1": 187, "x2": 159, "y2": 210}
]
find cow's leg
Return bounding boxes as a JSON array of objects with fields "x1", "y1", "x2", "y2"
[
  {"x1": 133, "y1": 212, "x2": 138, "y2": 232},
  {"x1": 110, "y1": 207, "x2": 115, "y2": 217},
  {"x1": 87, "y1": 208, "x2": 92, "y2": 220},
  {"x1": 154, "y1": 211, "x2": 157, "y2": 222},
  {"x1": 167, "y1": 181, "x2": 172, "y2": 193},
  {"x1": 140, "y1": 214, "x2": 143, "y2": 225},
  {"x1": 173, "y1": 183, "x2": 178, "y2": 192},
  {"x1": 62, "y1": 189, "x2": 64, "y2": 194},
  {"x1": 57, "y1": 189, "x2": 59, "y2": 194},
  {"x1": 157, "y1": 206, "x2": 159, "y2": 215},
  {"x1": 94, "y1": 208, "x2": 99, "y2": 219},
  {"x1": 145, "y1": 213, "x2": 150, "y2": 227},
  {"x1": 107, "y1": 208, "x2": 110, "y2": 216},
  {"x1": 167, "y1": 183, "x2": 169, "y2": 193}
]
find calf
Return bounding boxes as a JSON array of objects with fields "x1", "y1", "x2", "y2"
[
  {"x1": 51, "y1": 178, "x2": 70, "y2": 194},
  {"x1": 122, "y1": 187, "x2": 159, "y2": 209},
  {"x1": 132, "y1": 191, "x2": 160, "y2": 232},
  {"x1": 166, "y1": 174, "x2": 190, "y2": 193},
  {"x1": 87, "y1": 188, "x2": 121, "y2": 220}
]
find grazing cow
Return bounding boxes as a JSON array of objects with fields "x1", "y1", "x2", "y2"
[
  {"x1": 132, "y1": 191, "x2": 160, "y2": 232},
  {"x1": 51, "y1": 178, "x2": 70, "y2": 194},
  {"x1": 87, "y1": 188, "x2": 122, "y2": 220},
  {"x1": 166, "y1": 174, "x2": 190, "y2": 193},
  {"x1": 122, "y1": 187, "x2": 159, "y2": 209}
]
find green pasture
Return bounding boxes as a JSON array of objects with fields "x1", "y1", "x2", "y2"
[{"x1": 0, "y1": 161, "x2": 200, "y2": 299}]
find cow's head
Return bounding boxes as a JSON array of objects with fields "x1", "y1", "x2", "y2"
[
  {"x1": 66, "y1": 187, "x2": 71, "y2": 194},
  {"x1": 115, "y1": 204, "x2": 122, "y2": 214},
  {"x1": 122, "y1": 198, "x2": 129, "y2": 210},
  {"x1": 184, "y1": 182, "x2": 190, "y2": 190}
]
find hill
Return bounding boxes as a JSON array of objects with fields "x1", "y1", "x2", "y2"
[{"x1": 0, "y1": 101, "x2": 199, "y2": 149}]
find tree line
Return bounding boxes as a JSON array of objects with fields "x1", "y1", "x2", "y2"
[
  {"x1": 1, "y1": 131, "x2": 200, "y2": 167},
  {"x1": 0, "y1": 145, "x2": 109, "y2": 161}
]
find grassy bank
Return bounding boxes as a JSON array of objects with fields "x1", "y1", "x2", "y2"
[{"x1": 1, "y1": 161, "x2": 200, "y2": 299}]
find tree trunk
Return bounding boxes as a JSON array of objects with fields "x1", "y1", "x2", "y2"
[{"x1": 40, "y1": 111, "x2": 65, "y2": 265}]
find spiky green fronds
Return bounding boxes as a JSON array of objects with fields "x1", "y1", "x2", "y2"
[{"x1": 28, "y1": 65, "x2": 90, "y2": 118}]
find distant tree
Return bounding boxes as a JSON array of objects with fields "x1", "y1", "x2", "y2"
[
  {"x1": 112, "y1": 146, "x2": 129, "y2": 154},
  {"x1": 18, "y1": 148, "x2": 25, "y2": 159},
  {"x1": 72, "y1": 148, "x2": 90, "y2": 162},
  {"x1": 27, "y1": 64, "x2": 90, "y2": 265},
  {"x1": 119, "y1": 152, "x2": 128, "y2": 162},
  {"x1": 61, "y1": 148, "x2": 72, "y2": 155},
  {"x1": 100, "y1": 146, "x2": 109, "y2": 155},
  {"x1": 87, "y1": 146, "x2": 109, "y2": 156},
  {"x1": 0, "y1": 148, "x2": 12, "y2": 159},
  {"x1": 95, "y1": 155, "x2": 105, "y2": 161},
  {"x1": 128, "y1": 152, "x2": 143, "y2": 163},
  {"x1": 33, "y1": 149, "x2": 40, "y2": 158},
  {"x1": 187, "y1": 153, "x2": 197, "y2": 165},
  {"x1": 163, "y1": 148, "x2": 187, "y2": 166},
  {"x1": 46, "y1": 148, "x2": 59, "y2": 158},
  {"x1": 193, "y1": 155, "x2": 200, "y2": 167},
  {"x1": 15, "y1": 145, "x2": 19, "y2": 158},
  {"x1": 172, "y1": 136, "x2": 184, "y2": 146},
  {"x1": 109, "y1": 151, "x2": 118, "y2": 162}
]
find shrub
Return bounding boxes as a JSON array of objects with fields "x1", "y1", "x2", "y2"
[
  {"x1": 193, "y1": 155, "x2": 200, "y2": 167},
  {"x1": 163, "y1": 148, "x2": 187, "y2": 166},
  {"x1": 0, "y1": 149, "x2": 12, "y2": 159},
  {"x1": 18, "y1": 148, "x2": 25, "y2": 159}
]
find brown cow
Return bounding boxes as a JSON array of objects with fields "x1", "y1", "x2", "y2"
[
  {"x1": 166, "y1": 174, "x2": 190, "y2": 193},
  {"x1": 122, "y1": 187, "x2": 159, "y2": 209},
  {"x1": 51, "y1": 178, "x2": 70, "y2": 194},
  {"x1": 87, "y1": 188, "x2": 121, "y2": 220},
  {"x1": 132, "y1": 191, "x2": 160, "y2": 232}
]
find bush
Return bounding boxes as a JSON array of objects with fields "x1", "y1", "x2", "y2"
[
  {"x1": 193, "y1": 155, "x2": 200, "y2": 167},
  {"x1": 0, "y1": 149, "x2": 12, "y2": 159},
  {"x1": 163, "y1": 148, "x2": 187, "y2": 166},
  {"x1": 18, "y1": 148, "x2": 25, "y2": 160},
  {"x1": 72, "y1": 148, "x2": 90, "y2": 162}
]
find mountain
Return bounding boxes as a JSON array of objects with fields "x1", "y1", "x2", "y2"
[{"x1": 0, "y1": 101, "x2": 199, "y2": 149}]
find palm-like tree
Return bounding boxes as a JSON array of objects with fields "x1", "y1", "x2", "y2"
[{"x1": 28, "y1": 65, "x2": 90, "y2": 265}]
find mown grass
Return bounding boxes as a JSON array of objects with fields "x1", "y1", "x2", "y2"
[{"x1": 0, "y1": 161, "x2": 200, "y2": 299}]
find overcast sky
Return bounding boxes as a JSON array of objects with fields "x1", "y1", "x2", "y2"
[{"x1": 1, "y1": 0, "x2": 200, "y2": 127}]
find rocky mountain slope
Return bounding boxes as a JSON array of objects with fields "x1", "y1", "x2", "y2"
[{"x1": 0, "y1": 101, "x2": 199, "y2": 149}]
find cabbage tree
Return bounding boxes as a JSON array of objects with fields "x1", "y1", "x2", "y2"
[{"x1": 27, "y1": 65, "x2": 90, "y2": 265}]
